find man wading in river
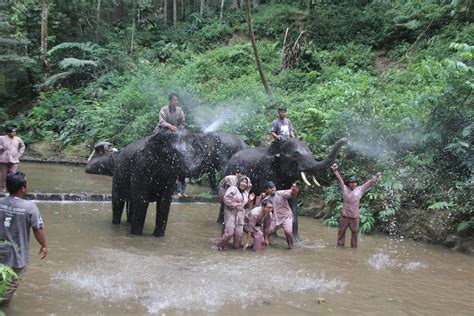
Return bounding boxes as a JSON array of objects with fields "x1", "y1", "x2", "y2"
[
  {"x1": 0, "y1": 172, "x2": 48, "y2": 306},
  {"x1": 332, "y1": 163, "x2": 381, "y2": 248},
  {"x1": 258, "y1": 181, "x2": 299, "y2": 250}
]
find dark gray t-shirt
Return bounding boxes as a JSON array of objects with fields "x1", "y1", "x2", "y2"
[
  {"x1": 270, "y1": 118, "x2": 293, "y2": 139},
  {"x1": 0, "y1": 197, "x2": 44, "y2": 268}
]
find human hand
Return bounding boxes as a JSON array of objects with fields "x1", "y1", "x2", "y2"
[
  {"x1": 249, "y1": 193, "x2": 255, "y2": 201},
  {"x1": 39, "y1": 246, "x2": 48, "y2": 259},
  {"x1": 169, "y1": 125, "x2": 177, "y2": 132},
  {"x1": 376, "y1": 172, "x2": 382, "y2": 178}
]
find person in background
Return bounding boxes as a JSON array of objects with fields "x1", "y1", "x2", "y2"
[
  {"x1": 243, "y1": 199, "x2": 273, "y2": 252},
  {"x1": 0, "y1": 126, "x2": 25, "y2": 192},
  {"x1": 331, "y1": 163, "x2": 381, "y2": 248},
  {"x1": 175, "y1": 174, "x2": 188, "y2": 198},
  {"x1": 261, "y1": 181, "x2": 299, "y2": 250},
  {"x1": 0, "y1": 172, "x2": 48, "y2": 306},
  {"x1": 216, "y1": 176, "x2": 255, "y2": 250}
]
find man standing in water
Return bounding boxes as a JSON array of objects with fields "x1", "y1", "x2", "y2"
[
  {"x1": 0, "y1": 126, "x2": 25, "y2": 192},
  {"x1": 216, "y1": 167, "x2": 247, "y2": 224},
  {"x1": 154, "y1": 93, "x2": 185, "y2": 132},
  {"x1": 243, "y1": 199, "x2": 273, "y2": 252},
  {"x1": 260, "y1": 181, "x2": 299, "y2": 250},
  {"x1": 217, "y1": 176, "x2": 254, "y2": 250},
  {"x1": 331, "y1": 163, "x2": 381, "y2": 248},
  {"x1": 0, "y1": 172, "x2": 48, "y2": 306}
]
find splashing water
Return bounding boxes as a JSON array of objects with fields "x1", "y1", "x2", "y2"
[
  {"x1": 368, "y1": 252, "x2": 428, "y2": 272},
  {"x1": 53, "y1": 248, "x2": 347, "y2": 313}
]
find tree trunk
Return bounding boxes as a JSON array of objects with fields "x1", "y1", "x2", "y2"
[
  {"x1": 96, "y1": 0, "x2": 101, "y2": 38},
  {"x1": 235, "y1": 0, "x2": 241, "y2": 9},
  {"x1": 244, "y1": 0, "x2": 272, "y2": 96},
  {"x1": 112, "y1": 0, "x2": 123, "y2": 24},
  {"x1": 40, "y1": 0, "x2": 48, "y2": 70},
  {"x1": 164, "y1": 0, "x2": 168, "y2": 25},
  {"x1": 200, "y1": 0, "x2": 205, "y2": 15},
  {"x1": 173, "y1": 0, "x2": 177, "y2": 27},
  {"x1": 220, "y1": 0, "x2": 225, "y2": 20}
]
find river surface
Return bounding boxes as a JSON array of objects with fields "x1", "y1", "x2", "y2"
[{"x1": 4, "y1": 162, "x2": 474, "y2": 315}]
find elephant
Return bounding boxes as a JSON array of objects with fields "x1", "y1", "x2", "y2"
[
  {"x1": 112, "y1": 129, "x2": 208, "y2": 236},
  {"x1": 85, "y1": 141, "x2": 118, "y2": 176},
  {"x1": 200, "y1": 132, "x2": 248, "y2": 194},
  {"x1": 222, "y1": 137, "x2": 348, "y2": 242},
  {"x1": 85, "y1": 134, "x2": 246, "y2": 195}
]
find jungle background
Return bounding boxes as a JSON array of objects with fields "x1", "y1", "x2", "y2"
[{"x1": 0, "y1": 0, "x2": 472, "y2": 252}]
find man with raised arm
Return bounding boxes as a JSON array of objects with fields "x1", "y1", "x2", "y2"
[{"x1": 332, "y1": 163, "x2": 381, "y2": 248}]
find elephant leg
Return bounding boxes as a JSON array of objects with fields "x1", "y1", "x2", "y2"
[
  {"x1": 208, "y1": 168, "x2": 218, "y2": 195},
  {"x1": 130, "y1": 198, "x2": 149, "y2": 235},
  {"x1": 216, "y1": 201, "x2": 225, "y2": 224},
  {"x1": 112, "y1": 192, "x2": 125, "y2": 224},
  {"x1": 289, "y1": 198, "x2": 302, "y2": 243},
  {"x1": 153, "y1": 186, "x2": 173, "y2": 237}
]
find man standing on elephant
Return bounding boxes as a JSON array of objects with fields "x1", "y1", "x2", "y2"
[
  {"x1": 217, "y1": 176, "x2": 255, "y2": 250},
  {"x1": 261, "y1": 181, "x2": 299, "y2": 250},
  {"x1": 154, "y1": 93, "x2": 185, "y2": 133},
  {"x1": 331, "y1": 163, "x2": 381, "y2": 248},
  {"x1": 0, "y1": 126, "x2": 25, "y2": 192}
]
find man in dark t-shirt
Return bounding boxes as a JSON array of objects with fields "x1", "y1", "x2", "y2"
[
  {"x1": 269, "y1": 105, "x2": 295, "y2": 155},
  {"x1": 270, "y1": 105, "x2": 295, "y2": 141},
  {"x1": 0, "y1": 172, "x2": 48, "y2": 306}
]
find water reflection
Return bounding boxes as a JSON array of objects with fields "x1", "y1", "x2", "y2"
[{"x1": 6, "y1": 202, "x2": 474, "y2": 315}]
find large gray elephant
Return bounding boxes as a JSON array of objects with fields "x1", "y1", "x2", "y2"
[
  {"x1": 222, "y1": 137, "x2": 348, "y2": 242},
  {"x1": 112, "y1": 129, "x2": 209, "y2": 236},
  {"x1": 85, "y1": 133, "x2": 246, "y2": 194},
  {"x1": 201, "y1": 132, "x2": 247, "y2": 193}
]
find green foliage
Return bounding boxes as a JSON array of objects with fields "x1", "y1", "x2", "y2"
[{"x1": 0, "y1": 263, "x2": 16, "y2": 302}]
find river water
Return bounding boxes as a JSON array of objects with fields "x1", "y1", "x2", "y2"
[{"x1": 4, "y1": 163, "x2": 473, "y2": 315}]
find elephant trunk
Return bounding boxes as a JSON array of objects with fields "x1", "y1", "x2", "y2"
[{"x1": 310, "y1": 138, "x2": 348, "y2": 175}]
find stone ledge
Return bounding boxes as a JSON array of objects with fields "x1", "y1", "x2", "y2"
[{"x1": 0, "y1": 192, "x2": 220, "y2": 203}]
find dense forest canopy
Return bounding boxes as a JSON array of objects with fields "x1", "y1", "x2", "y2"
[{"x1": 0, "y1": 0, "x2": 472, "y2": 244}]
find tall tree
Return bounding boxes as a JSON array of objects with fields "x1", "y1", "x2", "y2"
[
  {"x1": 112, "y1": 0, "x2": 124, "y2": 24},
  {"x1": 164, "y1": 0, "x2": 168, "y2": 25},
  {"x1": 220, "y1": 0, "x2": 225, "y2": 21},
  {"x1": 40, "y1": 0, "x2": 48, "y2": 69},
  {"x1": 96, "y1": 0, "x2": 101, "y2": 38},
  {"x1": 200, "y1": 0, "x2": 205, "y2": 15},
  {"x1": 244, "y1": 0, "x2": 272, "y2": 96},
  {"x1": 173, "y1": 0, "x2": 177, "y2": 27}
]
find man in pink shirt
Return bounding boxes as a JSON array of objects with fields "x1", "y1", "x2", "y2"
[
  {"x1": 0, "y1": 126, "x2": 25, "y2": 192},
  {"x1": 332, "y1": 163, "x2": 381, "y2": 248},
  {"x1": 260, "y1": 181, "x2": 299, "y2": 250},
  {"x1": 243, "y1": 199, "x2": 273, "y2": 252},
  {"x1": 216, "y1": 176, "x2": 255, "y2": 250}
]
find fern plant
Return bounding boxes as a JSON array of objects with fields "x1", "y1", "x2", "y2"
[{"x1": 42, "y1": 42, "x2": 108, "y2": 88}]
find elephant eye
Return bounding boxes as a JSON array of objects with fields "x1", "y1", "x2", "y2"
[{"x1": 292, "y1": 151, "x2": 301, "y2": 158}]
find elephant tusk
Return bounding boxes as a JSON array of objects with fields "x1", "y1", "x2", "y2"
[
  {"x1": 87, "y1": 149, "x2": 96, "y2": 162},
  {"x1": 112, "y1": 147, "x2": 119, "y2": 152},
  {"x1": 312, "y1": 175, "x2": 321, "y2": 187},
  {"x1": 301, "y1": 172, "x2": 311, "y2": 186}
]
